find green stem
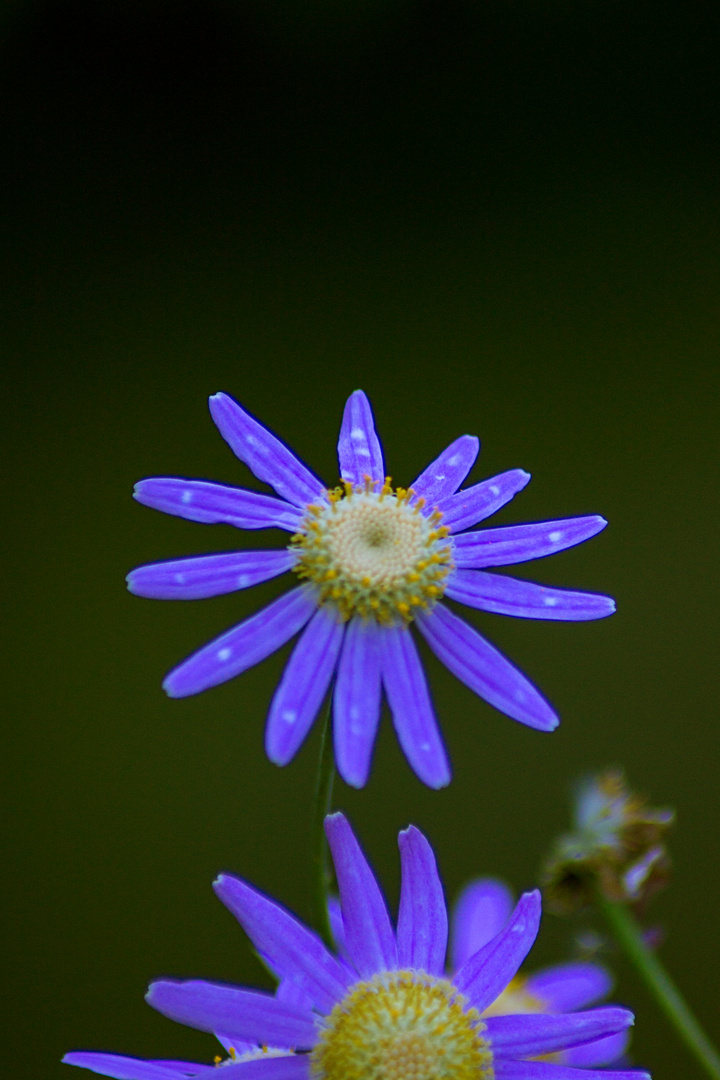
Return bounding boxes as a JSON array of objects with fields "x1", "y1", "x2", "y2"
[
  {"x1": 597, "y1": 893, "x2": 720, "y2": 1080},
  {"x1": 311, "y1": 700, "x2": 336, "y2": 950}
]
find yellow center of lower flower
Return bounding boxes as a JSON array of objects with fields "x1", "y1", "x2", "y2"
[
  {"x1": 311, "y1": 970, "x2": 494, "y2": 1080},
  {"x1": 291, "y1": 479, "x2": 453, "y2": 624}
]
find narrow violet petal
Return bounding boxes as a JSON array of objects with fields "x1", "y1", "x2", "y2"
[
  {"x1": 437, "y1": 470, "x2": 531, "y2": 533},
  {"x1": 454, "y1": 890, "x2": 541, "y2": 1013},
  {"x1": 380, "y1": 625, "x2": 451, "y2": 789},
  {"x1": 134, "y1": 480, "x2": 302, "y2": 533},
  {"x1": 450, "y1": 879, "x2": 515, "y2": 972},
  {"x1": 397, "y1": 826, "x2": 448, "y2": 976},
  {"x1": 265, "y1": 608, "x2": 345, "y2": 765},
  {"x1": 62, "y1": 1055, "x2": 188, "y2": 1080},
  {"x1": 215, "y1": 1035, "x2": 254, "y2": 1055},
  {"x1": 275, "y1": 981, "x2": 316, "y2": 1014},
  {"x1": 453, "y1": 515, "x2": 608, "y2": 568},
  {"x1": 416, "y1": 605, "x2": 559, "y2": 732},
  {"x1": 327, "y1": 896, "x2": 349, "y2": 959},
  {"x1": 324, "y1": 812, "x2": 397, "y2": 977},
  {"x1": 149, "y1": 1065, "x2": 200, "y2": 1076},
  {"x1": 212, "y1": 874, "x2": 349, "y2": 1012},
  {"x1": 163, "y1": 587, "x2": 315, "y2": 698},
  {"x1": 332, "y1": 617, "x2": 382, "y2": 789},
  {"x1": 445, "y1": 570, "x2": 616, "y2": 622},
  {"x1": 191, "y1": 1057, "x2": 309, "y2": 1080},
  {"x1": 208, "y1": 394, "x2": 324, "y2": 508},
  {"x1": 494, "y1": 1060, "x2": 649, "y2": 1080},
  {"x1": 337, "y1": 390, "x2": 385, "y2": 486},
  {"x1": 563, "y1": 1030, "x2": 630, "y2": 1067},
  {"x1": 485, "y1": 1007, "x2": 634, "y2": 1057},
  {"x1": 410, "y1": 435, "x2": 480, "y2": 505},
  {"x1": 127, "y1": 551, "x2": 296, "y2": 601},
  {"x1": 146, "y1": 981, "x2": 315, "y2": 1049},
  {"x1": 525, "y1": 963, "x2": 614, "y2": 1012}
]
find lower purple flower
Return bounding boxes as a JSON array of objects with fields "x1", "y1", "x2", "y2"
[{"x1": 64, "y1": 815, "x2": 648, "y2": 1080}]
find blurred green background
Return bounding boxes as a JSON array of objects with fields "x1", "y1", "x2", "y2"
[{"x1": 2, "y1": 0, "x2": 719, "y2": 1076}]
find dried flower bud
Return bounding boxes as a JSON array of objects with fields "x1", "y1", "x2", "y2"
[{"x1": 542, "y1": 770, "x2": 674, "y2": 915}]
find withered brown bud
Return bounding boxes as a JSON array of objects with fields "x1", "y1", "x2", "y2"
[{"x1": 542, "y1": 770, "x2": 674, "y2": 915}]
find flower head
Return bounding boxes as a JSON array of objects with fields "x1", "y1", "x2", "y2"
[
  {"x1": 64, "y1": 814, "x2": 647, "y2": 1080},
  {"x1": 128, "y1": 390, "x2": 614, "y2": 787},
  {"x1": 542, "y1": 771, "x2": 674, "y2": 914}
]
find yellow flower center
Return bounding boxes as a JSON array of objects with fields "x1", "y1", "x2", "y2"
[
  {"x1": 311, "y1": 970, "x2": 494, "y2": 1080},
  {"x1": 481, "y1": 976, "x2": 546, "y2": 1018},
  {"x1": 291, "y1": 479, "x2": 453, "y2": 625}
]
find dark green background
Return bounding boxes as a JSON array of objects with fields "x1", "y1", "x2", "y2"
[{"x1": 2, "y1": 1, "x2": 719, "y2": 1076}]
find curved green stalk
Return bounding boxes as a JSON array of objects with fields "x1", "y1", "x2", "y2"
[
  {"x1": 311, "y1": 701, "x2": 336, "y2": 950},
  {"x1": 597, "y1": 893, "x2": 720, "y2": 1080}
]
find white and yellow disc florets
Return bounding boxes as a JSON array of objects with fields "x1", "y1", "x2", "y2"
[
  {"x1": 291, "y1": 478, "x2": 453, "y2": 624},
  {"x1": 215, "y1": 1046, "x2": 294, "y2": 1067},
  {"x1": 311, "y1": 970, "x2": 494, "y2": 1080}
]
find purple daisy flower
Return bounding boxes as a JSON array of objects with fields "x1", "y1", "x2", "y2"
[
  {"x1": 64, "y1": 813, "x2": 647, "y2": 1080},
  {"x1": 448, "y1": 879, "x2": 630, "y2": 1068},
  {"x1": 128, "y1": 391, "x2": 614, "y2": 788}
]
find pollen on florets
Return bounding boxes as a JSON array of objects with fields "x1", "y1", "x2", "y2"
[
  {"x1": 290, "y1": 477, "x2": 453, "y2": 625},
  {"x1": 215, "y1": 1046, "x2": 295, "y2": 1067},
  {"x1": 311, "y1": 970, "x2": 493, "y2": 1080}
]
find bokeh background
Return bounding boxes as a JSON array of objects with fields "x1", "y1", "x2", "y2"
[{"x1": 3, "y1": 1, "x2": 719, "y2": 1076}]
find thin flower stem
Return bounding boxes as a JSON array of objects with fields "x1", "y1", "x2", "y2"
[
  {"x1": 311, "y1": 699, "x2": 336, "y2": 950},
  {"x1": 597, "y1": 893, "x2": 720, "y2": 1080}
]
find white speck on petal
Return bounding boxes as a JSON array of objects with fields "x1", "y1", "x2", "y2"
[
  {"x1": 282, "y1": 709, "x2": 297, "y2": 725},
  {"x1": 246, "y1": 434, "x2": 257, "y2": 445},
  {"x1": 448, "y1": 454, "x2": 460, "y2": 467},
  {"x1": 174, "y1": 573, "x2": 186, "y2": 584},
  {"x1": 490, "y1": 485, "x2": 500, "y2": 495},
  {"x1": 350, "y1": 427, "x2": 366, "y2": 441},
  {"x1": 434, "y1": 473, "x2": 446, "y2": 482},
  {"x1": 218, "y1": 647, "x2": 232, "y2": 661},
  {"x1": 237, "y1": 574, "x2": 250, "y2": 588},
  {"x1": 356, "y1": 446, "x2": 371, "y2": 457},
  {"x1": 350, "y1": 706, "x2": 360, "y2": 721},
  {"x1": 420, "y1": 741, "x2": 431, "y2": 752},
  {"x1": 549, "y1": 530, "x2": 563, "y2": 542},
  {"x1": 181, "y1": 490, "x2": 193, "y2": 504},
  {"x1": 544, "y1": 596, "x2": 558, "y2": 606}
]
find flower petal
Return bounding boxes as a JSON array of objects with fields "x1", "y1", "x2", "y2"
[
  {"x1": 525, "y1": 963, "x2": 613, "y2": 1012},
  {"x1": 416, "y1": 605, "x2": 559, "y2": 732},
  {"x1": 486, "y1": 1007, "x2": 634, "y2": 1057},
  {"x1": 410, "y1": 436, "x2": 480, "y2": 505},
  {"x1": 494, "y1": 1061, "x2": 648, "y2": 1080},
  {"x1": 163, "y1": 587, "x2": 315, "y2": 698},
  {"x1": 127, "y1": 551, "x2": 296, "y2": 601},
  {"x1": 192, "y1": 1058, "x2": 309, "y2": 1080},
  {"x1": 445, "y1": 570, "x2": 616, "y2": 621},
  {"x1": 337, "y1": 390, "x2": 385, "y2": 486},
  {"x1": 208, "y1": 394, "x2": 324, "y2": 508},
  {"x1": 212, "y1": 874, "x2": 350, "y2": 1013},
  {"x1": 332, "y1": 617, "x2": 382, "y2": 789},
  {"x1": 397, "y1": 826, "x2": 448, "y2": 976},
  {"x1": 146, "y1": 981, "x2": 315, "y2": 1049},
  {"x1": 453, "y1": 516, "x2": 608, "y2": 568},
  {"x1": 327, "y1": 896, "x2": 349, "y2": 959},
  {"x1": 437, "y1": 470, "x2": 531, "y2": 532},
  {"x1": 275, "y1": 981, "x2": 315, "y2": 1014},
  {"x1": 134, "y1": 480, "x2": 302, "y2": 532},
  {"x1": 450, "y1": 879, "x2": 514, "y2": 972},
  {"x1": 324, "y1": 812, "x2": 397, "y2": 978},
  {"x1": 62, "y1": 1055, "x2": 190, "y2": 1080},
  {"x1": 563, "y1": 1030, "x2": 630, "y2": 1067},
  {"x1": 454, "y1": 890, "x2": 541, "y2": 1013},
  {"x1": 380, "y1": 625, "x2": 451, "y2": 789},
  {"x1": 265, "y1": 608, "x2": 345, "y2": 766}
]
